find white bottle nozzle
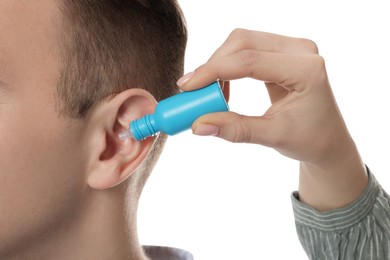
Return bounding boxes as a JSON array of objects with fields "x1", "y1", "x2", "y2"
[{"x1": 118, "y1": 129, "x2": 134, "y2": 141}]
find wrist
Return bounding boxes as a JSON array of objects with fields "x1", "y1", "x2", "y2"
[{"x1": 298, "y1": 138, "x2": 368, "y2": 211}]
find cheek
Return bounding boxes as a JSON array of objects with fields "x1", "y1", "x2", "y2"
[{"x1": 0, "y1": 104, "x2": 87, "y2": 252}]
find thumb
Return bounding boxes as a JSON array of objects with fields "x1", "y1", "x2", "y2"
[{"x1": 192, "y1": 111, "x2": 272, "y2": 145}]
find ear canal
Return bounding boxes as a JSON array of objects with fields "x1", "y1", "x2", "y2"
[{"x1": 116, "y1": 94, "x2": 156, "y2": 130}]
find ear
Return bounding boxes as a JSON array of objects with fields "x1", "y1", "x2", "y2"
[{"x1": 85, "y1": 88, "x2": 157, "y2": 190}]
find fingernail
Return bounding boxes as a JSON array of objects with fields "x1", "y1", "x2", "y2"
[
  {"x1": 193, "y1": 124, "x2": 220, "y2": 136},
  {"x1": 177, "y1": 71, "x2": 195, "y2": 87}
]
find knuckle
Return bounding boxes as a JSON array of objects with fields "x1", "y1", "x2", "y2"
[
  {"x1": 231, "y1": 115, "x2": 252, "y2": 143},
  {"x1": 229, "y1": 28, "x2": 250, "y2": 40},
  {"x1": 238, "y1": 49, "x2": 259, "y2": 69},
  {"x1": 297, "y1": 38, "x2": 319, "y2": 54},
  {"x1": 311, "y1": 55, "x2": 327, "y2": 75},
  {"x1": 304, "y1": 55, "x2": 328, "y2": 85},
  {"x1": 315, "y1": 55, "x2": 328, "y2": 82},
  {"x1": 228, "y1": 28, "x2": 253, "y2": 49},
  {"x1": 315, "y1": 55, "x2": 326, "y2": 70}
]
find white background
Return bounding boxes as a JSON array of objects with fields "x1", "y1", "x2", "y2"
[{"x1": 138, "y1": 1, "x2": 390, "y2": 259}]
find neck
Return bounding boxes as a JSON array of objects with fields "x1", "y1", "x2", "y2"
[{"x1": 6, "y1": 185, "x2": 146, "y2": 260}]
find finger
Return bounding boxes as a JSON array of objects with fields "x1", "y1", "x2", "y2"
[
  {"x1": 208, "y1": 29, "x2": 319, "y2": 62},
  {"x1": 191, "y1": 111, "x2": 274, "y2": 146},
  {"x1": 181, "y1": 51, "x2": 325, "y2": 92},
  {"x1": 265, "y1": 83, "x2": 289, "y2": 104},
  {"x1": 177, "y1": 29, "x2": 320, "y2": 90}
]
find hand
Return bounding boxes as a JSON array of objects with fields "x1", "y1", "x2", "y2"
[
  {"x1": 178, "y1": 29, "x2": 367, "y2": 211},
  {"x1": 179, "y1": 29, "x2": 346, "y2": 166}
]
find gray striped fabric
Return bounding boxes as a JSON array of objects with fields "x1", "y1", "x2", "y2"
[{"x1": 291, "y1": 169, "x2": 390, "y2": 259}]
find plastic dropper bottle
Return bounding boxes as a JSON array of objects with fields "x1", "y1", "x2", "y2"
[{"x1": 119, "y1": 81, "x2": 229, "y2": 141}]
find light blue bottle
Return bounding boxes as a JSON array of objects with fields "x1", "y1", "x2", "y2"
[{"x1": 119, "y1": 81, "x2": 229, "y2": 141}]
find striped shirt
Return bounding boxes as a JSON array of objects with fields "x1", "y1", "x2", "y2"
[{"x1": 291, "y1": 168, "x2": 390, "y2": 259}]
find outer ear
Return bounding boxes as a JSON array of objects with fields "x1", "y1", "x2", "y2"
[{"x1": 85, "y1": 88, "x2": 157, "y2": 190}]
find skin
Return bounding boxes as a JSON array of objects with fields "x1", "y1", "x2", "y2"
[
  {"x1": 179, "y1": 29, "x2": 368, "y2": 212},
  {"x1": 0, "y1": 1, "x2": 157, "y2": 259}
]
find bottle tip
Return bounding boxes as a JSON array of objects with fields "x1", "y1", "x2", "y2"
[{"x1": 118, "y1": 129, "x2": 133, "y2": 141}]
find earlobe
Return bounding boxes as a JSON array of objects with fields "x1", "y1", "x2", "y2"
[{"x1": 85, "y1": 89, "x2": 157, "y2": 190}]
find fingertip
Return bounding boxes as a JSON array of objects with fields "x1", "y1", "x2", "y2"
[
  {"x1": 177, "y1": 63, "x2": 221, "y2": 91},
  {"x1": 176, "y1": 71, "x2": 195, "y2": 88},
  {"x1": 192, "y1": 124, "x2": 220, "y2": 136}
]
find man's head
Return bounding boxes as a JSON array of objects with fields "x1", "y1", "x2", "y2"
[{"x1": 0, "y1": 0, "x2": 186, "y2": 257}]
